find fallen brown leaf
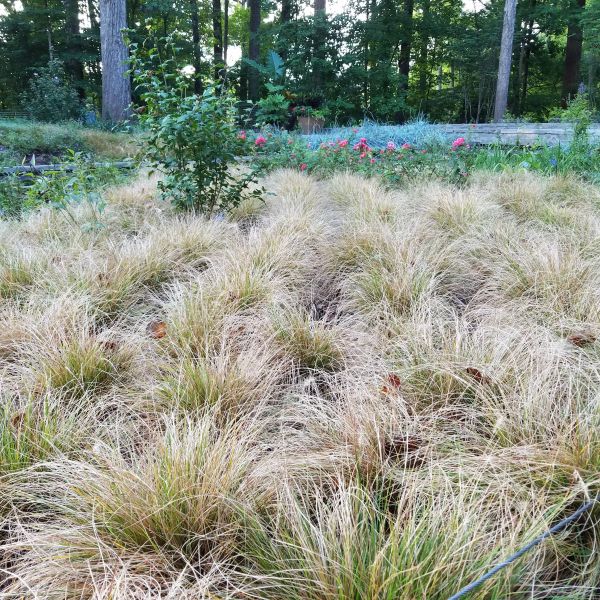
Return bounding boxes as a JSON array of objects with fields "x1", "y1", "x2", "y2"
[
  {"x1": 148, "y1": 320, "x2": 167, "y2": 339},
  {"x1": 567, "y1": 332, "x2": 596, "y2": 347}
]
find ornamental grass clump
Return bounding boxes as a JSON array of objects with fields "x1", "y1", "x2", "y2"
[{"x1": 0, "y1": 168, "x2": 599, "y2": 597}]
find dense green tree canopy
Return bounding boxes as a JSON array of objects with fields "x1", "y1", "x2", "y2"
[{"x1": 0, "y1": 0, "x2": 597, "y2": 121}]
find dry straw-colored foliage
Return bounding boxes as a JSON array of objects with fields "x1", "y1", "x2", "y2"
[{"x1": 0, "y1": 169, "x2": 599, "y2": 598}]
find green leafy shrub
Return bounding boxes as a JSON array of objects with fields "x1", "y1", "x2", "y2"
[
  {"x1": 129, "y1": 34, "x2": 263, "y2": 215},
  {"x1": 24, "y1": 151, "x2": 118, "y2": 229},
  {"x1": 20, "y1": 60, "x2": 82, "y2": 123},
  {"x1": 562, "y1": 93, "x2": 593, "y2": 145},
  {"x1": 0, "y1": 175, "x2": 25, "y2": 218},
  {"x1": 256, "y1": 85, "x2": 290, "y2": 127}
]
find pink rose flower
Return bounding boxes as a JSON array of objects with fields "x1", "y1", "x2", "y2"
[
  {"x1": 255, "y1": 135, "x2": 267, "y2": 147},
  {"x1": 354, "y1": 138, "x2": 370, "y2": 152},
  {"x1": 300, "y1": 163, "x2": 308, "y2": 171},
  {"x1": 338, "y1": 139, "x2": 349, "y2": 148},
  {"x1": 401, "y1": 143, "x2": 411, "y2": 150},
  {"x1": 451, "y1": 137, "x2": 465, "y2": 149},
  {"x1": 386, "y1": 141, "x2": 396, "y2": 151},
  {"x1": 238, "y1": 130, "x2": 246, "y2": 141}
]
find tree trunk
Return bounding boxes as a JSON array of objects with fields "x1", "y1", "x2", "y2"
[
  {"x1": 45, "y1": 0, "x2": 54, "y2": 61},
  {"x1": 313, "y1": 0, "x2": 327, "y2": 93},
  {"x1": 398, "y1": 0, "x2": 414, "y2": 96},
  {"x1": 47, "y1": 28, "x2": 54, "y2": 61},
  {"x1": 63, "y1": 0, "x2": 85, "y2": 96},
  {"x1": 190, "y1": 0, "x2": 203, "y2": 93},
  {"x1": 493, "y1": 0, "x2": 517, "y2": 122},
  {"x1": 281, "y1": 0, "x2": 292, "y2": 22},
  {"x1": 518, "y1": 15, "x2": 534, "y2": 114},
  {"x1": 248, "y1": 0, "x2": 261, "y2": 101},
  {"x1": 88, "y1": 0, "x2": 99, "y2": 32},
  {"x1": 418, "y1": 0, "x2": 429, "y2": 98},
  {"x1": 561, "y1": 0, "x2": 585, "y2": 105},
  {"x1": 224, "y1": 0, "x2": 229, "y2": 65},
  {"x1": 212, "y1": 0, "x2": 224, "y2": 79},
  {"x1": 100, "y1": 0, "x2": 132, "y2": 121}
]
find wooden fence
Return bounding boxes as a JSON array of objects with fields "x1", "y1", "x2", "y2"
[
  {"x1": 437, "y1": 122, "x2": 600, "y2": 145},
  {"x1": 0, "y1": 161, "x2": 136, "y2": 179},
  {"x1": 0, "y1": 110, "x2": 30, "y2": 120}
]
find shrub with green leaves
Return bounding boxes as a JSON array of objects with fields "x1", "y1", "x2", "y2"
[
  {"x1": 0, "y1": 175, "x2": 25, "y2": 218},
  {"x1": 129, "y1": 34, "x2": 263, "y2": 215},
  {"x1": 563, "y1": 93, "x2": 593, "y2": 145},
  {"x1": 20, "y1": 60, "x2": 82, "y2": 123},
  {"x1": 256, "y1": 85, "x2": 290, "y2": 127},
  {"x1": 24, "y1": 151, "x2": 116, "y2": 230}
]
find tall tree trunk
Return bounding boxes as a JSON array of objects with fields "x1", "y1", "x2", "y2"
[
  {"x1": 561, "y1": 0, "x2": 585, "y2": 105},
  {"x1": 47, "y1": 28, "x2": 54, "y2": 61},
  {"x1": 418, "y1": 0, "x2": 430, "y2": 99},
  {"x1": 190, "y1": 0, "x2": 203, "y2": 93},
  {"x1": 239, "y1": 0, "x2": 248, "y2": 102},
  {"x1": 281, "y1": 0, "x2": 292, "y2": 22},
  {"x1": 518, "y1": 15, "x2": 534, "y2": 114},
  {"x1": 313, "y1": 0, "x2": 326, "y2": 93},
  {"x1": 248, "y1": 0, "x2": 261, "y2": 101},
  {"x1": 63, "y1": 0, "x2": 85, "y2": 95},
  {"x1": 398, "y1": 0, "x2": 414, "y2": 97},
  {"x1": 88, "y1": 0, "x2": 99, "y2": 32},
  {"x1": 493, "y1": 0, "x2": 517, "y2": 122},
  {"x1": 45, "y1": 0, "x2": 54, "y2": 61},
  {"x1": 212, "y1": 0, "x2": 224, "y2": 79},
  {"x1": 223, "y1": 0, "x2": 229, "y2": 65},
  {"x1": 363, "y1": 0, "x2": 370, "y2": 108},
  {"x1": 100, "y1": 0, "x2": 131, "y2": 121}
]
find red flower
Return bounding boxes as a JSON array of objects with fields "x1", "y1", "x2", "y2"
[
  {"x1": 300, "y1": 163, "x2": 308, "y2": 171},
  {"x1": 338, "y1": 139, "x2": 349, "y2": 148},
  {"x1": 354, "y1": 137, "x2": 370, "y2": 152},
  {"x1": 451, "y1": 137, "x2": 466, "y2": 150},
  {"x1": 255, "y1": 135, "x2": 267, "y2": 147},
  {"x1": 238, "y1": 130, "x2": 247, "y2": 141},
  {"x1": 401, "y1": 142, "x2": 411, "y2": 150}
]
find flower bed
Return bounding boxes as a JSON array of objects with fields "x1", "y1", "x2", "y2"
[{"x1": 242, "y1": 127, "x2": 600, "y2": 185}]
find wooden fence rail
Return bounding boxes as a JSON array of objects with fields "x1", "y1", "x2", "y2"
[
  {"x1": 0, "y1": 161, "x2": 136, "y2": 178},
  {"x1": 437, "y1": 123, "x2": 600, "y2": 145}
]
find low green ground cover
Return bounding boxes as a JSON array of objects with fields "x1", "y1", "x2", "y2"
[{"x1": 0, "y1": 119, "x2": 138, "y2": 166}]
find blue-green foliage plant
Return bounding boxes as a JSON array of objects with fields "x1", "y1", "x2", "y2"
[{"x1": 303, "y1": 119, "x2": 450, "y2": 150}]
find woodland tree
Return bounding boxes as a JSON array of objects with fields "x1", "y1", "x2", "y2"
[
  {"x1": 493, "y1": 0, "x2": 518, "y2": 121},
  {"x1": 99, "y1": 0, "x2": 131, "y2": 120}
]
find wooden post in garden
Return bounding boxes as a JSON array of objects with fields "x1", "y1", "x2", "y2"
[{"x1": 493, "y1": 0, "x2": 517, "y2": 122}]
